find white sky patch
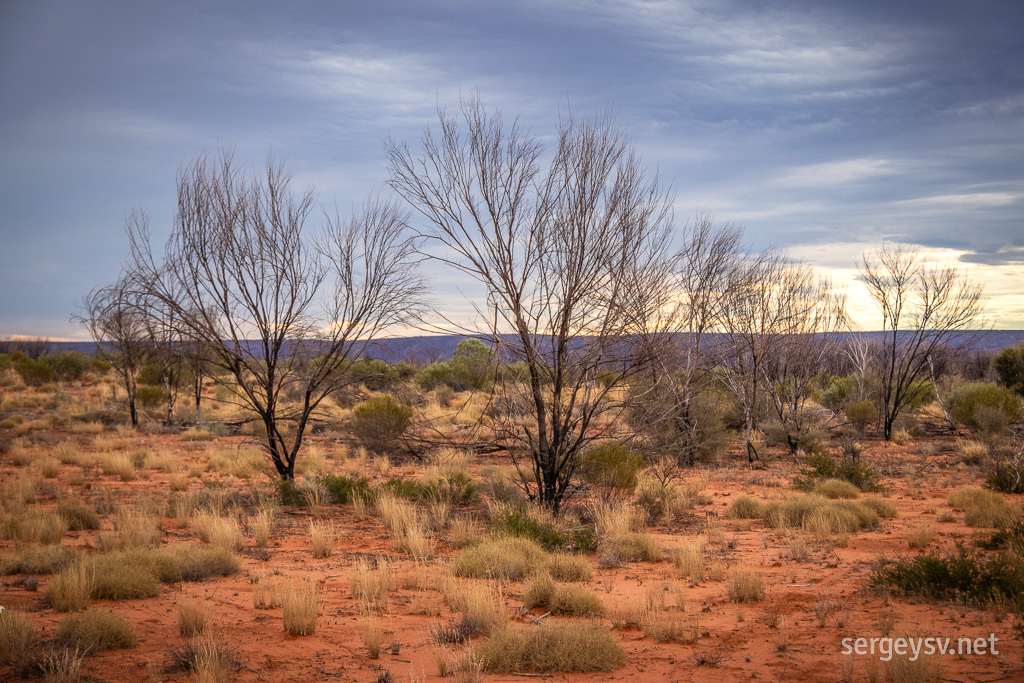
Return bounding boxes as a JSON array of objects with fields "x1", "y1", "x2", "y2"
[
  {"x1": 774, "y1": 158, "x2": 899, "y2": 188},
  {"x1": 894, "y1": 192, "x2": 1022, "y2": 209}
]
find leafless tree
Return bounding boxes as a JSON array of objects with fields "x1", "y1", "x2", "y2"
[
  {"x1": 859, "y1": 243, "x2": 985, "y2": 440},
  {"x1": 74, "y1": 276, "x2": 151, "y2": 427},
  {"x1": 386, "y1": 98, "x2": 674, "y2": 511},
  {"x1": 126, "y1": 150, "x2": 425, "y2": 479},
  {"x1": 720, "y1": 255, "x2": 844, "y2": 462},
  {"x1": 629, "y1": 215, "x2": 746, "y2": 468}
]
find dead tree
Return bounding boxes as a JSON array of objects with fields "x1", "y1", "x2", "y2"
[
  {"x1": 859, "y1": 243, "x2": 984, "y2": 440},
  {"x1": 386, "y1": 98, "x2": 674, "y2": 511},
  {"x1": 126, "y1": 150, "x2": 425, "y2": 479}
]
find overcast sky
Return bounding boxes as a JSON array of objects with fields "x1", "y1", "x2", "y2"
[{"x1": 1, "y1": 0, "x2": 1022, "y2": 340}]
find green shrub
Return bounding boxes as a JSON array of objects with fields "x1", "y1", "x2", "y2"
[
  {"x1": 489, "y1": 507, "x2": 596, "y2": 553},
  {"x1": 844, "y1": 400, "x2": 876, "y2": 431},
  {"x1": 13, "y1": 358, "x2": 55, "y2": 386},
  {"x1": 870, "y1": 546, "x2": 1024, "y2": 608},
  {"x1": 43, "y1": 351, "x2": 90, "y2": 382},
  {"x1": 474, "y1": 622, "x2": 625, "y2": 673},
  {"x1": 351, "y1": 395, "x2": 413, "y2": 454},
  {"x1": 135, "y1": 384, "x2": 167, "y2": 407},
  {"x1": 994, "y1": 344, "x2": 1024, "y2": 396},
  {"x1": 322, "y1": 474, "x2": 371, "y2": 504},
  {"x1": 821, "y1": 375, "x2": 856, "y2": 411},
  {"x1": 276, "y1": 480, "x2": 306, "y2": 506},
  {"x1": 54, "y1": 610, "x2": 138, "y2": 651},
  {"x1": 576, "y1": 443, "x2": 643, "y2": 491},
  {"x1": 794, "y1": 452, "x2": 879, "y2": 491},
  {"x1": 945, "y1": 382, "x2": 1022, "y2": 434}
]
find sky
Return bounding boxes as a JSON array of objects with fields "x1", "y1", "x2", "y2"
[{"x1": 1, "y1": 0, "x2": 1022, "y2": 340}]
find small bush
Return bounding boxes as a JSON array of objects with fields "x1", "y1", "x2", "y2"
[
  {"x1": 726, "y1": 495, "x2": 764, "y2": 519},
  {"x1": 351, "y1": 395, "x2": 413, "y2": 454},
  {"x1": 135, "y1": 384, "x2": 167, "y2": 408},
  {"x1": 489, "y1": 506, "x2": 595, "y2": 553},
  {"x1": 322, "y1": 474, "x2": 371, "y2": 504},
  {"x1": 473, "y1": 622, "x2": 625, "y2": 673},
  {"x1": 576, "y1": 443, "x2": 643, "y2": 492},
  {"x1": 0, "y1": 609, "x2": 38, "y2": 666},
  {"x1": 870, "y1": 546, "x2": 1024, "y2": 608},
  {"x1": 794, "y1": 452, "x2": 879, "y2": 491},
  {"x1": 54, "y1": 610, "x2": 138, "y2": 651},
  {"x1": 946, "y1": 382, "x2": 1022, "y2": 434},
  {"x1": 844, "y1": 400, "x2": 876, "y2": 431},
  {"x1": 90, "y1": 551, "x2": 161, "y2": 600}
]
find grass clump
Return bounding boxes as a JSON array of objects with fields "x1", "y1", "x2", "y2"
[
  {"x1": 54, "y1": 610, "x2": 138, "y2": 651},
  {"x1": 813, "y1": 478, "x2": 861, "y2": 499},
  {"x1": 350, "y1": 558, "x2": 390, "y2": 614},
  {"x1": 522, "y1": 573, "x2": 605, "y2": 617},
  {"x1": 870, "y1": 546, "x2": 1024, "y2": 608},
  {"x1": 177, "y1": 592, "x2": 209, "y2": 637},
  {"x1": 2, "y1": 509, "x2": 69, "y2": 544},
  {"x1": 760, "y1": 495, "x2": 879, "y2": 535},
  {"x1": 546, "y1": 551, "x2": 592, "y2": 582},
  {"x1": 860, "y1": 496, "x2": 899, "y2": 519},
  {"x1": 47, "y1": 561, "x2": 95, "y2": 612},
  {"x1": 322, "y1": 474, "x2": 371, "y2": 504},
  {"x1": 282, "y1": 579, "x2": 321, "y2": 635},
  {"x1": 309, "y1": 521, "x2": 336, "y2": 559},
  {"x1": 57, "y1": 499, "x2": 100, "y2": 531},
  {"x1": 192, "y1": 511, "x2": 243, "y2": 551},
  {"x1": 728, "y1": 566, "x2": 765, "y2": 603},
  {"x1": 450, "y1": 536, "x2": 548, "y2": 581},
  {"x1": 726, "y1": 495, "x2": 765, "y2": 518},
  {"x1": 90, "y1": 551, "x2": 162, "y2": 600},
  {"x1": 1, "y1": 544, "x2": 79, "y2": 575},
  {"x1": 0, "y1": 609, "x2": 39, "y2": 666},
  {"x1": 167, "y1": 634, "x2": 239, "y2": 680},
  {"x1": 947, "y1": 487, "x2": 1017, "y2": 528},
  {"x1": 598, "y1": 532, "x2": 663, "y2": 563},
  {"x1": 671, "y1": 541, "x2": 705, "y2": 583},
  {"x1": 153, "y1": 544, "x2": 240, "y2": 582},
  {"x1": 473, "y1": 622, "x2": 625, "y2": 673}
]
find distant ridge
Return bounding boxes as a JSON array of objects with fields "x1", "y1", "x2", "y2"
[{"x1": 17, "y1": 330, "x2": 1024, "y2": 363}]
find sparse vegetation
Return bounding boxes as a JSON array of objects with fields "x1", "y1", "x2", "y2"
[{"x1": 472, "y1": 622, "x2": 625, "y2": 673}]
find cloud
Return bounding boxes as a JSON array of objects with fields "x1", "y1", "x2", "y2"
[
  {"x1": 774, "y1": 158, "x2": 899, "y2": 188},
  {"x1": 894, "y1": 192, "x2": 1022, "y2": 209},
  {"x1": 960, "y1": 247, "x2": 1024, "y2": 266}
]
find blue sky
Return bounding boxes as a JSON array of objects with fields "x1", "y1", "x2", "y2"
[{"x1": 1, "y1": 0, "x2": 1022, "y2": 339}]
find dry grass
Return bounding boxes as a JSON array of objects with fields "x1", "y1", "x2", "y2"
[
  {"x1": 114, "y1": 508, "x2": 162, "y2": 548},
  {"x1": 309, "y1": 520, "x2": 336, "y2": 558},
  {"x1": 907, "y1": 524, "x2": 936, "y2": 548},
  {"x1": 282, "y1": 578, "x2": 321, "y2": 635},
  {"x1": 3, "y1": 508, "x2": 69, "y2": 544},
  {"x1": 887, "y1": 638, "x2": 943, "y2": 683},
  {"x1": 100, "y1": 453, "x2": 135, "y2": 481},
  {"x1": 813, "y1": 478, "x2": 861, "y2": 499},
  {"x1": 38, "y1": 455, "x2": 61, "y2": 478},
  {"x1": 350, "y1": 558, "x2": 390, "y2": 614},
  {"x1": 359, "y1": 617, "x2": 382, "y2": 658},
  {"x1": 473, "y1": 621, "x2": 625, "y2": 673},
  {"x1": 193, "y1": 511, "x2": 243, "y2": 551},
  {"x1": 450, "y1": 536, "x2": 547, "y2": 580},
  {"x1": 599, "y1": 532, "x2": 663, "y2": 563},
  {"x1": 522, "y1": 573, "x2": 605, "y2": 617},
  {"x1": 440, "y1": 579, "x2": 509, "y2": 637},
  {"x1": 250, "y1": 507, "x2": 275, "y2": 547},
  {"x1": 947, "y1": 487, "x2": 1017, "y2": 528},
  {"x1": 727, "y1": 566, "x2": 765, "y2": 603},
  {"x1": 53, "y1": 441, "x2": 80, "y2": 465},
  {"x1": 39, "y1": 645, "x2": 85, "y2": 683},
  {"x1": 47, "y1": 561, "x2": 96, "y2": 612},
  {"x1": 94, "y1": 436, "x2": 130, "y2": 453},
  {"x1": 54, "y1": 609, "x2": 138, "y2": 651},
  {"x1": 178, "y1": 591, "x2": 210, "y2": 636},
  {"x1": 0, "y1": 609, "x2": 39, "y2": 666},
  {"x1": 671, "y1": 541, "x2": 705, "y2": 583},
  {"x1": 1, "y1": 544, "x2": 79, "y2": 575},
  {"x1": 57, "y1": 499, "x2": 100, "y2": 531},
  {"x1": 252, "y1": 571, "x2": 281, "y2": 610}
]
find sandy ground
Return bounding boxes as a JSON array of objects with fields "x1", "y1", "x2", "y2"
[{"x1": 2, "y1": 383, "x2": 1023, "y2": 682}]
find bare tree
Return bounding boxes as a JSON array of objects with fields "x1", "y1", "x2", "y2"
[
  {"x1": 629, "y1": 215, "x2": 746, "y2": 468},
  {"x1": 859, "y1": 243, "x2": 985, "y2": 440},
  {"x1": 386, "y1": 98, "x2": 674, "y2": 511},
  {"x1": 75, "y1": 276, "x2": 150, "y2": 427},
  {"x1": 720, "y1": 255, "x2": 843, "y2": 462},
  {"x1": 126, "y1": 150, "x2": 425, "y2": 479}
]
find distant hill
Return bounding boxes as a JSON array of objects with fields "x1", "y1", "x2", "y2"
[{"x1": 11, "y1": 330, "x2": 1024, "y2": 363}]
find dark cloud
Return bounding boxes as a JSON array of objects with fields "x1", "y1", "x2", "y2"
[{"x1": 1, "y1": 0, "x2": 1022, "y2": 336}]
